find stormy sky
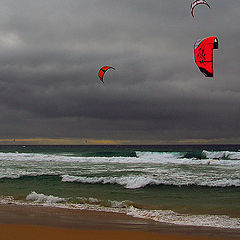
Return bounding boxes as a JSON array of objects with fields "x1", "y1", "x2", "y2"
[{"x1": 0, "y1": 0, "x2": 239, "y2": 144}]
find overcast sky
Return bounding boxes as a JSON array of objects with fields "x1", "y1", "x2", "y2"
[{"x1": 0, "y1": 0, "x2": 239, "y2": 144}]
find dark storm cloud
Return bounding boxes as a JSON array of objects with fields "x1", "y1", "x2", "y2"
[{"x1": 0, "y1": 0, "x2": 239, "y2": 141}]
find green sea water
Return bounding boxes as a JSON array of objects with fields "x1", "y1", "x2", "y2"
[{"x1": 0, "y1": 145, "x2": 239, "y2": 228}]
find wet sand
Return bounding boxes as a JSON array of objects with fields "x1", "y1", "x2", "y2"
[
  {"x1": 0, "y1": 204, "x2": 239, "y2": 240},
  {"x1": 0, "y1": 224, "x2": 234, "y2": 240}
]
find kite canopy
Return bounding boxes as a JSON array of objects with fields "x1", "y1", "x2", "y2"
[
  {"x1": 191, "y1": 0, "x2": 210, "y2": 17},
  {"x1": 98, "y1": 66, "x2": 115, "y2": 83},
  {"x1": 194, "y1": 36, "x2": 218, "y2": 77}
]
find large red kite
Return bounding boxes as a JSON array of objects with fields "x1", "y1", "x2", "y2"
[
  {"x1": 98, "y1": 66, "x2": 115, "y2": 83},
  {"x1": 194, "y1": 36, "x2": 218, "y2": 77}
]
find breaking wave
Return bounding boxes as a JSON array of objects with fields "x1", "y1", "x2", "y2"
[
  {"x1": 0, "y1": 150, "x2": 240, "y2": 163},
  {"x1": 1, "y1": 192, "x2": 239, "y2": 229},
  {"x1": 26, "y1": 191, "x2": 66, "y2": 204},
  {"x1": 61, "y1": 175, "x2": 240, "y2": 189},
  {"x1": 202, "y1": 150, "x2": 240, "y2": 160}
]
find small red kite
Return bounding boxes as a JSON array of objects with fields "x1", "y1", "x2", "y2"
[
  {"x1": 98, "y1": 66, "x2": 115, "y2": 83},
  {"x1": 191, "y1": 0, "x2": 210, "y2": 18}
]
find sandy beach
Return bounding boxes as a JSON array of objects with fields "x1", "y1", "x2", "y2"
[
  {"x1": 0, "y1": 204, "x2": 239, "y2": 240},
  {"x1": 0, "y1": 224, "x2": 233, "y2": 240}
]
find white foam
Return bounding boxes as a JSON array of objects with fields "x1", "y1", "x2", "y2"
[
  {"x1": 62, "y1": 175, "x2": 163, "y2": 189},
  {"x1": 0, "y1": 194, "x2": 239, "y2": 229},
  {"x1": 0, "y1": 151, "x2": 239, "y2": 166},
  {"x1": 26, "y1": 191, "x2": 66, "y2": 204},
  {"x1": 0, "y1": 150, "x2": 239, "y2": 188},
  {"x1": 136, "y1": 151, "x2": 184, "y2": 160},
  {"x1": 203, "y1": 150, "x2": 240, "y2": 160},
  {"x1": 61, "y1": 174, "x2": 240, "y2": 188},
  {"x1": 205, "y1": 179, "x2": 240, "y2": 187},
  {"x1": 126, "y1": 207, "x2": 240, "y2": 229}
]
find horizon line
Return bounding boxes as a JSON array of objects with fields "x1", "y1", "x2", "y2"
[{"x1": 0, "y1": 138, "x2": 239, "y2": 145}]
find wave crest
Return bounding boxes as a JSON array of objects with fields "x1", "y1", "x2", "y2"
[
  {"x1": 26, "y1": 191, "x2": 66, "y2": 204},
  {"x1": 61, "y1": 175, "x2": 240, "y2": 189}
]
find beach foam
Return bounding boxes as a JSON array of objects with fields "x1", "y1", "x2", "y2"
[
  {"x1": 26, "y1": 192, "x2": 66, "y2": 204},
  {"x1": 1, "y1": 193, "x2": 239, "y2": 229}
]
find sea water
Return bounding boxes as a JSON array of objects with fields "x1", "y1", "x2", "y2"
[{"x1": 0, "y1": 145, "x2": 239, "y2": 229}]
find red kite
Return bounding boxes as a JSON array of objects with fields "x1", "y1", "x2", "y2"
[
  {"x1": 98, "y1": 66, "x2": 115, "y2": 83},
  {"x1": 194, "y1": 36, "x2": 218, "y2": 77}
]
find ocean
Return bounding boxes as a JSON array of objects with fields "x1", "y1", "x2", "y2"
[{"x1": 0, "y1": 145, "x2": 239, "y2": 229}]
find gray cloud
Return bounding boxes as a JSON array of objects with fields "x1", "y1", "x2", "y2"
[{"x1": 0, "y1": 0, "x2": 239, "y2": 142}]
